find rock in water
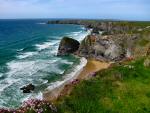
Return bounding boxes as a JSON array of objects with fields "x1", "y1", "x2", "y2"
[
  {"x1": 57, "y1": 37, "x2": 80, "y2": 56},
  {"x1": 20, "y1": 84, "x2": 35, "y2": 93}
]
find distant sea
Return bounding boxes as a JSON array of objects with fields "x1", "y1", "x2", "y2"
[{"x1": 0, "y1": 19, "x2": 90, "y2": 108}]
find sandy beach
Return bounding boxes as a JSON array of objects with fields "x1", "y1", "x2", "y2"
[
  {"x1": 43, "y1": 59, "x2": 110, "y2": 101},
  {"x1": 77, "y1": 59, "x2": 110, "y2": 80}
]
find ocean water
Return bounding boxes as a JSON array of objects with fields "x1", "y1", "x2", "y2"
[{"x1": 0, "y1": 19, "x2": 90, "y2": 108}]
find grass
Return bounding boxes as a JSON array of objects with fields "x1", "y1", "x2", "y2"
[
  {"x1": 138, "y1": 38, "x2": 149, "y2": 46},
  {"x1": 56, "y1": 58, "x2": 150, "y2": 113}
]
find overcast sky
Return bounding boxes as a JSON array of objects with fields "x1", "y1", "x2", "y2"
[{"x1": 0, "y1": 0, "x2": 149, "y2": 20}]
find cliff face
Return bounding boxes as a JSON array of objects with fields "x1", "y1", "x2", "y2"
[
  {"x1": 78, "y1": 34, "x2": 139, "y2": 61},
  {"x1": 55, "y1": 20, "x2": 150, "y2": 61},
  {"x1": 48, "y1": 20, "x2": 138, "y2": 35},
  {"x1": 57, "y1": 34, "x2": 139, "y2": 61}
]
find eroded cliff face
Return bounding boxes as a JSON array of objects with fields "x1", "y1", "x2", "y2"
[
  {"x1": 57, "y1": 33, "x2": 140, "y2": 61},
  {"x1": 55, "y1": 20, "x2": 150, "y2": 61},
  {"x1": 78, "y1": 34, "x2": 139, "y2": 61}
]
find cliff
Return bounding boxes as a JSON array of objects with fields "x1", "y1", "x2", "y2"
[
  {"x1": 55, "y1": 20, "x2": 150, "y2": 61},
  {"x1": 78, "y1": 34, "x2": 139, "y2": 61},
  {"x1": 48, "y1": 20, "x2": 140, "y2": 35}
]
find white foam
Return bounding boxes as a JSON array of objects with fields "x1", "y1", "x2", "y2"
[
  {"x1": 69, "y1": 29, "x2": 92, "y2": 42},
  {"x1": 46, "y1": 57, "x2": 87, "y2": 91},
  {"x1": 77, "y1": 29, "x2": 92, "y2": 41},
  {"x1": 7, "y1": 60, "x2": 36, "y2": 77},
  {"x1": 71, "y1": 31, "x2": 83, "y2": 36},
  {"x1": 35, "y1": 92, "x2": 43, "y2": 100},
  {"x1": 17, "y1": 52, "x2": 36, "y2": 59},
  {"x1": 37, "y1": 23, "x2": 46, "y2": 25},
  {"x1": 61, "y1": 60, "x2": 73, "y2": 65},
  {"x1": 0, "y1": 78, "x2": 20, "y2": 92},
  {"x1": 35, "y1": 41, "x2": 60, "y2": 51},
  {"x1": 6, "y1": 58, "x2": 64, "y2": 80},
  {"x1": 0, "y1": 73, "x2": 3, "y2": 78},
  {"x1": 49, "y1": 49, "x2": 57, "y2": 55},
  {"x1": 17, "y1": 48, "x2": 24, "y2": 52},
  {"x1": 0, "y1": 58, "x2": 64, "y2": 93},
  {"x1": 43, "y1": 80, "x2": 48, "y2": 84}
]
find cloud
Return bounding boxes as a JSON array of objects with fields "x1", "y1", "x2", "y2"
[{"x1": 0, "y1": 0, "x2": 149, "y2": 20}]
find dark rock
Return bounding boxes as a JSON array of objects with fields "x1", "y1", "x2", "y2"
[
  {"x1": 20, "y1": 84, "x2": 35, "y2": 93},
  {"x1": 57, "y1": 37, "x2": 80, "y2": 56},
  {"x1": 92, "y1": 27, "x2": 100, "y2": 34}
]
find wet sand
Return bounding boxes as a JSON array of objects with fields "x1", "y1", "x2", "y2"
[{"x1": 43, "y1": 59, "x2": 110, "y2": 101}]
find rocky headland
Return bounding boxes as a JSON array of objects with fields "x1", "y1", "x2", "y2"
[{"x1": 54, "y1": 20, "x2": 147, "y2": 62}]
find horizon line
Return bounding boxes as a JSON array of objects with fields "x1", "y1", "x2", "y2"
[{"x1": 0, "y1": 18, "x2": 150, "y2": 22}]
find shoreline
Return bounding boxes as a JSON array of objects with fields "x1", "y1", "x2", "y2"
[
  {"x1": 43, "y1": 57, "x2": 87, "y2": 101},
  {"x1": 42, "y1": 25, "x2": 93, "y2": 101},
  {"x1": 43, "y1": 58, "x2": 111, "y2": 101}
]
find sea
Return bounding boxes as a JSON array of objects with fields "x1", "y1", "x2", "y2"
[{"x1": 0, "y1": 19, "x2": 90, "y2": 108}]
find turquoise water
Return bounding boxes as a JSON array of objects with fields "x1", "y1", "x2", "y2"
[{"x1": 0, "y1": 19, "x2": 89, "y2": 108}]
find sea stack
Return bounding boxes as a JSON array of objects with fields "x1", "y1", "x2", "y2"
[{"x1": 57, "y1": 37, "x2": 80, "y2": 56}]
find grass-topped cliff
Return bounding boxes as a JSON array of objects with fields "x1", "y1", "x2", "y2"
[
  {"x1": 53, "y1": 20, "x2": 150, "y2": 113},
  {"x1": 56, "y1": 57, "x2": 150, "y2": 113}
]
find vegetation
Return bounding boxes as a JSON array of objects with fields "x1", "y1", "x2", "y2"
[{"x1": 57, "y1": 58, "x2": 150, "y2": 113}]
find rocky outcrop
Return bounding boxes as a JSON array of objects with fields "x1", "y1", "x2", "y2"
[
  {"x1": 57, "y1": 37, "x2": 80, "y2": 56},
  {"x1": 20, "y1": 84, "x2": 35, "y2": 93},
  {"x1": 78, "y1": 34, "x2": 139, "y2": 61},
  {"x1": 52, "y1": 20, "x2": 141, "y2": 61},
  {"x1": 48, "y1": 20, "x2": 138, "y2": 35}
]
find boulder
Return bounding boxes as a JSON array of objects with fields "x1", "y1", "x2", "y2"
[
  {"x1": 57, "y1": 37, "x2": 80, "y2": 56},
  {"x1": 20, "y1": 84, "x2": 35, "y2": 93}
]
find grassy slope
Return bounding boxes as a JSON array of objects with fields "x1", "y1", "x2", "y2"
[{"x1": 57, "y1": 58, "x2": 150, "y2": 113}]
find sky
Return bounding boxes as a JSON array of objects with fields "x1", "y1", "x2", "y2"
[{"x1": 0, "y1": 0, "x2": 149, "y2": 20}]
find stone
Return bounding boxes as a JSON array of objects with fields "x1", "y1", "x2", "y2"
[
  {"x1": 57, "y1": 37, "x2": 80, "y2": 56},
  {"x1": 20, "y1": 83, "x2": 35, "y2": 93}
]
